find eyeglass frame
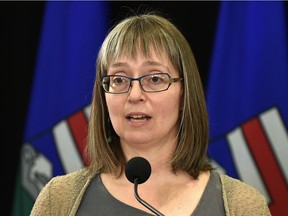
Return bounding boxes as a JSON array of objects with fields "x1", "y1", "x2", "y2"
[{"x1": 101, "y1": 72, "x2": 183, "y2": 94}]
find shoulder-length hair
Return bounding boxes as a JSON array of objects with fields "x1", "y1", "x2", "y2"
[{"x1": 85, "y1": 13, "x2": 211, "y2": 179}]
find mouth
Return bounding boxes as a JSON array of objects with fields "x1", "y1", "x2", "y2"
[{"x1": 126, "y1": 114, "x2": 151, "y2": 122}]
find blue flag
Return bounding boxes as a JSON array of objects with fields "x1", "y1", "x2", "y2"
[
  {"x1": 206, "y1": 1, "x2": 288, "y2": 215},
  {"x1": 12, "y1": 2, "x2": 109, "y2": 215}
]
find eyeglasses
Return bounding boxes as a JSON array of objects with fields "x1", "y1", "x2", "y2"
[{"x1": 101, "y1": 72, "x2": 182, "y2": 94}]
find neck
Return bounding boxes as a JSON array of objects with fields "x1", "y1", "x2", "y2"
[{"x1": 123, "y1": 141, "x2": 176, "y2": 176}]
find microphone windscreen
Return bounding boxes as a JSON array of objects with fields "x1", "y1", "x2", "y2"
[{"x1": 125, "y1": 157, "x2": 151, "y2": 184}]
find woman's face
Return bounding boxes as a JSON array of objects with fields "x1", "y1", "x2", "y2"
[{"x1": 105, "y1": 50, "x2": 182, "y2": 152}]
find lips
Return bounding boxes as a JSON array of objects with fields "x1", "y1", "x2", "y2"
[{"x1": 126, "y1": 113, "x2": 151, "y2": 122}]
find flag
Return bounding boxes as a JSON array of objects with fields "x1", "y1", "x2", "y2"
[
  {"x1": 12, "y1": 1, "x2": 109, "y2": 215},
  {"x1": 206, "y1": 1, "x2": 288, "y2": 215}
]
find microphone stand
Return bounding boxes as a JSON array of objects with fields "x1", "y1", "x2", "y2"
[{"x1": 134, "y1": 178, "x2": 164, "y2": 216}]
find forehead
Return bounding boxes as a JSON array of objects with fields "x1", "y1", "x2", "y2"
[
  {"x1": 100, "y1": 35, "x2": 181, "y2": 77},
  {"x1": 109, "y1": 48, "x2": 172, "y2": 68},
  {"x1": 107, "y1": 49, "x2": 180, "y2": 77}
]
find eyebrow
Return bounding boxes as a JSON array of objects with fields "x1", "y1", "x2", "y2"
[
  {"x1": 110, "y1": 62, "x2": 129, "y2": 68},
  {"x1": 142, "y1": 61, "x2": 169, "y2": 71},
  {"x1": 110, "y1": 60, "x2": 169, "y2": 71}
]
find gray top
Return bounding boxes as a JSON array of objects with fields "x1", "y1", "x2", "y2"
[{"x1": 76, "y1": 171, "x2": 225, "y2": 215}]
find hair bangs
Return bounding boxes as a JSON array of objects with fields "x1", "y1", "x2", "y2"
[{"x1": 99, "y1": 15, "x2": 182, "y2": 76}]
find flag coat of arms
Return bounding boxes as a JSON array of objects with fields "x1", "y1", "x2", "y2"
[
  {"x1": 206, "y1": 2, "x2": 288, "y2": 215},
  {"x1": 12, "y1": 2, "x2": 109, "y2": 215}
]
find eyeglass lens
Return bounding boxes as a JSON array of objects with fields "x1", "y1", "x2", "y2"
[{"x1": 102, "y1": 73, "x2": 175, "y2": 93}]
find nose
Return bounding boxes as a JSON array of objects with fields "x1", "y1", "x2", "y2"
[{"x1": 128, "y1": 80, "x2": 146, "y2": 102}]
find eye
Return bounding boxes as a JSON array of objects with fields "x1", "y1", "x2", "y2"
[
  {"x1": 148, "y1": 74, "x2": 166, "y2": 84},
  {"x1": 112, "y1": 76, "x2": 128, "y2": 85},
  {"x1": 151, "y1": 76, "x2": 161, "y2": 83}
]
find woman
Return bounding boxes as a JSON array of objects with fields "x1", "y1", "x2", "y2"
[{"x1": 30, "y1": 13, "x2": 271, "y2": 216}]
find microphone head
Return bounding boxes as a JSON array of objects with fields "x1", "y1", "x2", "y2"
[{"x1": 125, "y1": 157, "x2": 151, "y2": 184}]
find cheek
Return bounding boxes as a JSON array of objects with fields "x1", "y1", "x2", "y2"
[
  {"x1": 105, "y1": 96, "x2": 124, "y2": 135},
  {"x1": 170, "y1": 87, "x2": 182, "y2": 109},
  {"x1": 156, "y1": 93, "x2": 182, "y2": 119},
  {"x1": 105, "y1": 96, "x2": 122, "y2": 118}
]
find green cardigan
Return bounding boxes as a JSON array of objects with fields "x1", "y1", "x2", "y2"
[{"x1": 30, "y1": 169, "x2": 271, "y2": 216}]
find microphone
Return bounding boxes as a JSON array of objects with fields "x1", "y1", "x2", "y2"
[{"x1": 125, "y1": 157, "x2": 164, "y2": 216}]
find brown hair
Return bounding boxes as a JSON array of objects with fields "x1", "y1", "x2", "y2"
[{"x1": 85, "y1": 13, "x2": 211, "y2": 179}]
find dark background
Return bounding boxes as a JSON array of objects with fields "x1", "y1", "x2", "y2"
[{"x1": 1, "y1": 1, "x2": 286, "y2": 215}]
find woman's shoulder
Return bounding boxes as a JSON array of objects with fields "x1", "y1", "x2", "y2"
[
  {"x1": 48, "y1": 168, "x2": 90, "y2": 187},
  {"x1": 219, "y1": 173, "x2": 265, "y2": 200},
  {"x1": 218, "y1": 173, "x2": 271, "y2": 215},
  {"x1": 30, "y1": 168, "x2": 93, "y2": 215},
  {"x1": 45, "y1": 168, "x2": 93, "y2": 197},
  {"x1": 219, "y1": 173, "x2": 261, "y2": 194}
]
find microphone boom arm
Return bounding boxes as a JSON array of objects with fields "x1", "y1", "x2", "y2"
[{"x1": 134, "y1": 178, "x2": 164, "y2": 216}]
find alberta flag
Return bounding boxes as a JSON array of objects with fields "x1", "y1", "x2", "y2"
[
  {"x1": 206, "y1": 1, "x2": 288, "y2": 215},
  {"x1": 12, "y1": 2, "x2": 109, "y2": 215}
]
